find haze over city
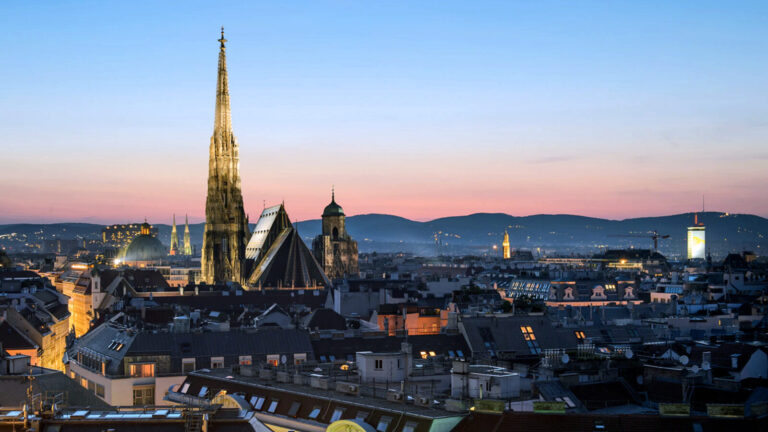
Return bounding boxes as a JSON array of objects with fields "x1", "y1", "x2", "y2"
[{"x1": 2, "y1": 1, "x2": 767, "y2": 224}]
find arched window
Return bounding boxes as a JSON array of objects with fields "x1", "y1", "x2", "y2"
[{"x1": 332, "y1": 227, "x2": 339, "y2": 240}]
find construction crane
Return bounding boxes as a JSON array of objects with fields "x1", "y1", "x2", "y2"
[{"x1": 608, "y1": 230, "x2": 670, "y2": 251}]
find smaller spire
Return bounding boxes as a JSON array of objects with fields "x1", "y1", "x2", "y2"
[
  {"x1": 332, "y1": 185, "x2": 335, "y2": 202},
  {"x1": 218, "y1": 26, "x2": 227, "y2": 50}
]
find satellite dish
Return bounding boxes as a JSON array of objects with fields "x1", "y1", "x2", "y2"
[
  {"x1": 561, "y1": 353, "x2": 570, "y2": 364},
  {"x1": 691, "y1": 365, "x2": 700, "y2": 373},
  {"x1": 281, "y1": 355, "x2": 287, "y2": 365},
  {"x1": 679, "y1": 355, "x2": 689, "y2": 366},
  {"x1": 625, "y1": 349, "x2": 634, "y2": 359},
  {"x1": 702, "y1": 361, "x2": 711, "y2": 371}
]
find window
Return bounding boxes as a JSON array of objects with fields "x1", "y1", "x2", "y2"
[
  {"x1": 250, "y1": 396, "x2": 265, "y2": 410},
  {"x1": 294, "y1": 353, "x2": 307, "y2": 365},
  {"x1": 420, "y1": 351, "x2": 428, "y2": 359},
  {"x1": 133, "y1": 385, "x2": 154, "y2": 406},
  {"x1": 267, "y1": 399, "x2": 279, "y2": 413},
  {"x1": 287, "y1": 401, "x2": 301, "y2": 417},
  {"x1": 267, "y1": 354, "x2": 280, "y2": 366},
  {"x1": 129, "y1": 363, "x2": 155, "y2": 377},
  {"x1": 520, "y1": 326, "x2": 541, "y2": 355},
  {"x1": 95, "y1": 384, "x2": 105, "y2": 398},
  {"x1": 180, "y1": 383, "x2": 190, "y2": 394},
  {"x1": 355, "y1": 411, "x2": 369, "y2": 422},
  {"x1": 456, "y1": 350, "x2": 464, "y2": 358},
  {"x1": 210, "y1": 357, "x2": 224, "y2": 369},
  {"x1": 308, "y1": 405, "x2": 322, "y2": 419},
  {"x1": 397, "y1": 359, "x2": 402, "y2": 369},
  {"x1": 374, "y1": 359, "x2": 383, "y2": 370},
  {"x1": 429, "y1": 351, "x2": 436, "y2": 357},
  {"x1": 182, "y1": 358, "x2": 196, "y2": 374},
  {"x1": 198, "y1": 386, "x2": 208, "y2": 397},
  {"x1": 574, "y1": 331, "x2": 586, "y2": 340},
  {"x1": 377, "y1": 416, "x2": 393, "y2": 432},
  {"x1": 403, "y1": 421, "x2": 419, "y2": 432},
  {"x1": 239, "y1": 355, "x2": 252, "y2": 366},
  {"x1": 330, "y1": 407, "x2": 345, "y2": 422}
]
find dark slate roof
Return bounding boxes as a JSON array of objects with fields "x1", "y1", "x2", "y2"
[
  {"x1": 311, "y1": 334, "x2": 469, "y2": 361},
  {"x1": 461, "y1": 316, "x2": 580, "y2": 359},
  {"x1": 246, "y1": 226, "x2": 331, "y2": 289},
  {"x1": 128, "y1": 328, "x2": 314, "y2": 360},
  {"x1": 0, "y1": 372, "x2": 112, "y2": 409},
  {"x1": 452, "y1": 411, "x2": 764, "y2": 432},
  {"x1": 70, "y1": 322, "x2": 136, "y2": 375},
  {"x1": 0, "y1": 321, "x2": 35, "y2": 350},
  {"x1": 303, "y1": 308, "x2": 347, "y2": 331},
  {"x1": 122, "y1": 269, "x2": 171, "y2": 292},
  {"x1": 152, "y1": 289, "x2": 329, "y2": 310},
  {"x1": 569, "y1": 380, "x2": 641, "y2": 411},
  {"x1": 0, "y1": 269, "x2": 41, "y2": 280}
]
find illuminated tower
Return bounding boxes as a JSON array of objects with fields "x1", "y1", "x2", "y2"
[
  {"x1": 183, "y1": 214, "x2": 192, "y2": 256},
  {"x1": 169, "y1": 214, "x2": 179, "y2": 255},
  {"x1": 687, "y1": 213, "x2": 706, "y2": 260},
  {"x1": 201, "y1": 28, "x2": 250, "y2": 284},
  {"x1": 502, "y1": 230, "x2": 511, "y2": 259}
]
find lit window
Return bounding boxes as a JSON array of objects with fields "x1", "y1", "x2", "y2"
[
  {"x1": 132, "y1": 385, "x2": 154, "y2": 406},
  {"x1": 429, "y1": 351, "x2": 436, "y2": 357},
  {"x1": 210, "y1": 357, "x2": 224, "y2": 369},
  {"x1": 420, "y1": 351, "x2": 428, "y2": 359},
  {"x1": 267, "y1": 354, "x2": 280, "y2": 366},
  {"x1": 129, "y1": 363, "x2": 155, "y2": 377},
  {"x1": 575, "y1": 331, "x2": 586, "y2": 340},
  {"x1": 520, "y1": 326, "x2": 541, "y2": 355},
  {"x1": 239, "y1": 355, "x2": 252, "y2": 366}
]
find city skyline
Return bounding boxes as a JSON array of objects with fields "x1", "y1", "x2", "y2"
[{"x1": 2, "y1": 1, "x2": 767, "y2": 224}]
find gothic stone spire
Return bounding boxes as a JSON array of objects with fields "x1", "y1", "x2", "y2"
[{"x1": 201, "y1": 28, "x2": 250, "y2": 284}]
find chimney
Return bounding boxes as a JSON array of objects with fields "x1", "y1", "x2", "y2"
[{"x1": 731, "y1": 354, "x2": 740, "y2": 370}]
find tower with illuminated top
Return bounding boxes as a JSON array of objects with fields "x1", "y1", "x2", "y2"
[
  {"x1": 169, "y1": 214, "x2": 179, "y2": 255},
  {"x1": 502, "y1": 230, "x2": 511, "y2": 259},
  {"x1": 183, "y1": 214, "x2": 192, "y2": 256},
  {"x1": 201, "y1": 28, "x2": 250, "y2": 284}
]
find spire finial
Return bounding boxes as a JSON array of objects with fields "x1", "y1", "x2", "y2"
[
  {"x1": 332, "y1": 185, "x2": 335, "y2": 202},
  {"x1": 219, "y1": 26, "x2": 227, "y2": 50}
]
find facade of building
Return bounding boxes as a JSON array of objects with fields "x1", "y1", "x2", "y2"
[
  {"x1": 312, "y1": 191, "x2": 359, "y2": 279},
  {"x1": 201, "y1": 30, "x2": 250, "y2": 285},
  {"x1": 102, "y1": 223, "x2": 159, "y2": 249}
]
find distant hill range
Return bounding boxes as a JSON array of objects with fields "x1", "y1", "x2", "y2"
[{"x1": 1, "y1": 212, "x2": 765, "y2": 258}]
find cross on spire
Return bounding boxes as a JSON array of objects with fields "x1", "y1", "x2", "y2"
[{"x1": 219, "y1": 26, "x2": 227, "y2": 50}]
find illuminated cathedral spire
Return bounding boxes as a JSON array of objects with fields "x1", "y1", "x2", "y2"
[
  {"x1": 169, "y1": 214, "x2": 179, "y2": 255},
  {"x1": 183, "y1": 214, "x2": 192, "y2": 256},
  {"x1": 201, "y1": 27, "x2": 250, "y2": 284},
  {"x1": 502, "y1": 230, "x2": 510, "y2": 260}
]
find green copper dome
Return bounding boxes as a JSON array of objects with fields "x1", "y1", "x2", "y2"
[
  {"x1": 322, "y1": 189, "x2": 344, "y2": 217},
  {"x1": 123, "y1": 234, "x2": 165, "y2": 262}
]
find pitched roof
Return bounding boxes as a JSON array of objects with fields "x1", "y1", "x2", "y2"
[
  {"x1": 311, "y1": 334, "x2": 469, "y2": 360},
  {"x1": 461, "y1": 316, "x2": 580, "y2": 359},
  {"x1": 303, "y1": 308, "x2": 347, "y2": 331},
  {"x1": 0, "y1": 321, "x2": 36, "y2": 350}
]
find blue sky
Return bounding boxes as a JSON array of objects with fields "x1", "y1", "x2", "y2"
[{"x1": 1, "y1": 1, "x2": 767, "y2": 223}]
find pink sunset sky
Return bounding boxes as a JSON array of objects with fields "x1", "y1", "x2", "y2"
[{"x1": 1, "y1": 2, "x2": 767, "y2": 224}]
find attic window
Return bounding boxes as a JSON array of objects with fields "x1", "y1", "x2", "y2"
[
  {"x1": 575, "y1": 331, "x2": 586, "y2": 340},
  {"x1": 330, "y1": 407, "x2": 345, "y2": 422},
  {"x1": 520, "y1": 326, "x2": 541, "y2": 355},
  {"x1": 267, "y1": 399, "x2": 279, "y2": 413},
  {"x1": 287, "y1": 401, "x2": 301, "y2": 417},
  {"x1": 403, "y1": 422, "x2": 418, "y2": 432},
  {"x1": 377, "y1": 416, "x2": 393, "y2": 432},
  {"x1": 355, "y1": 411, "x2": 369, "y2": 422},
  {"x1": 308, "y1": 405, "x2": 322, "y2": 419},
  {"x1": 251, "y1": 396, "x2": 265, "y2": 410}
]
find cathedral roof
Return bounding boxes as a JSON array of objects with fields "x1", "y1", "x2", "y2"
[{"x1": 244, "y1": 204, "x2": 331, "y2": 289}]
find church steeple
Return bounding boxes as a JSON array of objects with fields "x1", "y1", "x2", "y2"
[
  {"x1": 201, "y1": 28, "x2": 249, "y2": 284},
  {"x1": 214, "y1": 27, "x2": 231, "y2": 134},
  {"x1": 170, "y1": 214, "x2": 179, "y2": 255},
  {"x1": 183, "y1": 214, "x2": 192, "y2": 256}
]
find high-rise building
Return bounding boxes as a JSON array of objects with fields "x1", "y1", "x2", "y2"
[
  {"x1": 502, "y1": 230, "x2": 511, "y2": 260},
  {"x1": 183, "y1": 214, "x2": 192, "y2": 256},
  {"x1": 200, "y1": 29, "x2": 250, "y2": 284},
  {"x1": 169, "y1": 214, "x2": 179, "y2": 256},
  {"x1": 687, "y1": 214, "x2": 706, "y2": 260},
  {"x1": 312, "y1": 189, "x2": 359, "y2": 279}
]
